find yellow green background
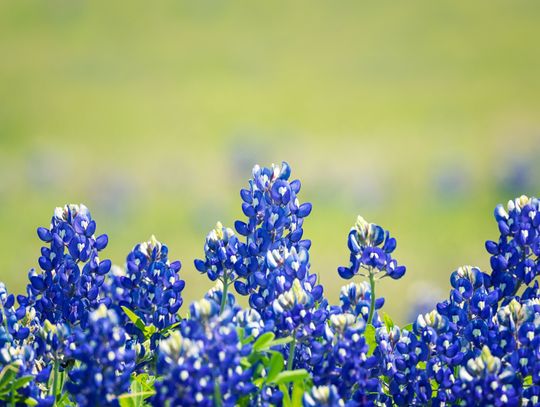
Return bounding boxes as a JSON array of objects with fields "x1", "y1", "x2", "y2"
[{"x1": 1, "y1": 1, "x2": 539, "y2": 323}]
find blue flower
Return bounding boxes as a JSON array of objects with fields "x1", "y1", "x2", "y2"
[
  {"x1": 65, "y1": 305, "x2": 136, "y2": 406},
  {"x1": 153, "y1": 291, "x2": 257, "y2": 407},
  {"x1": 457, "y1": 346, "x2": 521, "y2": 406},
  {"x1": 231, "y1": 162, "x2": 314, "y2": 307},
  {"x1": 21, "y1": 204, "x2": 111, "y2": 328},
  {"x1": 0, "y1": 283, "x2": 56, "y2": 405},
  {"x1": 486, "y1": 196, "x2": 540, "y2": 295},
  {"x1": 107, "y1": 235, "x2": 185, "y2": 333},
  {"x1": 338, "y1": 215, "x2": 406, "y2": 280},
  {"x1": 303, "y1": 385, "x2": 344, "y2": 407},
  {"x1": 195, "y1": 223, "x2": 244, "y2": 282}
]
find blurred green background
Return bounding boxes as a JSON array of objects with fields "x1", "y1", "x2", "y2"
[{"x1": 1, "y1": 1, "x2": 539, "y2": 323}]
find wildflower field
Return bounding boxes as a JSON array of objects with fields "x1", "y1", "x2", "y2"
[{"x1": 1, "y1": 162, "x2": 539, "y2": 406}]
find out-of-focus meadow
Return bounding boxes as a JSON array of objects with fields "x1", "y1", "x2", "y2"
[{"x1": 1, "y1": 1, "x2": 539, "y2": 323}]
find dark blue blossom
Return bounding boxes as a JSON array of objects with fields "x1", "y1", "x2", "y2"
[
  {"x1": 337, "y1": 216, "x2": 405, "y2": 326},
  {"x1": 303, "y1": 385, "x2": 344, "y2": 406},
  {"x1": 65, "y1": 305, "x2": 136, "y2": 406},
  {"x1": 338, "y1": 281, "x2": 384, "y2": 326},
  {"x1": 21, "y1": 204, "x2": 111, "y2": 328},
  {"x1": 3, "y1": 173, "x2": 540, "y2": 406},
  {"x1": 486, "y1": 196, "x2": 540, "y2": 293},
  {"x1": 107, "y1": 235, "x2": 185, "y2": 333},
  {"x1": 457, "y1": 346, "x2": 521, "y2": 406},
  {"x1": 338, "y1": 215, "x2": 406, "y2": 281},
  {"x1": 231, "y1": 162, "x2": 315, "y2": 310},
  {"x1": 153, "y1": 290, "x2": 257, "y2": 407},
  {"x1": 0, "y1": 283, "x2": 55, "y2": 406},
  {"x1": 311, "y1": 311, "x2": 380, "y2": 404}
]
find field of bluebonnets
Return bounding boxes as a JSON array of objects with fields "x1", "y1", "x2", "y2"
[
  {"x1": 1, "y1": 161, "x2": 540, "y2": 406},
  {"x1": 2, "y1": 1, "x2": 540, "y2": 406}
]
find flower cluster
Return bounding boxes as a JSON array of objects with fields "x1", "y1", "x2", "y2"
[
  {"x1": 64, "y1": 305, "x2": 136, "y2": 406},
  {"x1": 153, "y1": 290, "x2": 258, "y2": 406},
  {"x1": 21, "y1": 204, "x2": 111, "y2": 328},
  {"x1": 106, "y1": 235, "x2": 185, "y2": 333},
  {"x1": 338, "y1": 215, "x2": 406, "y2": 281},
  {"x1": 0, "y1": 163, "x2": 539, "y2": 407}
]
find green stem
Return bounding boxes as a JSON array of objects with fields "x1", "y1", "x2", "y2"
[
  {"x1": 287, "y1": 336, "x2": 296, "y2": 371},
  {"x1": 9, "y1": 383, "x2": 15, "y2": 407},
  {"x1": 213, "y1": 379, "x2": 223, "y2": 407},
  {"x1": 286, "y1": 335, "x2": 297, "y2": 397},
  {"x1": 0, "y1": 304, "x2": 9, "y2": 332},
  {"x1": 220, "y1": 274, "x2": 229, "y2": 315},
  {"x1": 52, "y1": 358, "x2": 60, "y2": 402},
  {"x1": 367, "y1": 270, "x2": 376, "y2": 326}
]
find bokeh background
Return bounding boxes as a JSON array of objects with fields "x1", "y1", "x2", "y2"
[{"x1": 1, "y1": 1, "x2": 539, "y2": 323}]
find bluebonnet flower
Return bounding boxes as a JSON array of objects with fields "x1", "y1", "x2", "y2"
[
  {"x1": 234, "y1": 308, "x2": 269, "y2": 340},
  {"x1": 457, "y1": 346, "x2": 521, "y2": 406},
  {"x1": 153, "y1": 288, "x2": 256, "y2": 407},
  {"x1": 4, "y1": 173, "x2": 540, "y2": 406},
  {"x1": 496, "y1": 299, "x2": 540, "y2": 378},
  {"x1": 338, "y1": 215, "x2": 405, "y2": 281},
  {"x1": 486, "y1": 195, "x2": 540, "y2": 294},
  {"x1": 195, "y1": 223, "x2": 245, "y2": 313},
  {"x1": 195, "y1": 223, "x2": 243, "y2": 282},
  {"x1": 272, "y1": 279, "x2": 316, "y2": 336},
  {"x1": 231, "y1": 162, "x2": 314, "y2": 306},
  {"x1": 338, "y1": 216, "x2": 405, "y2": 326},
  {"x1": 311, "y1": 311, "x2": 380, "y2": 404},
  {"x1": 373, "y1": 324, "x2": 430, "y2": 405},
  {"x1": 21, "y1": 204, "x2": 111, "y2": 328},
  {"x1": 337, "y1": 281, "x2": 384, "y2": 326},
  {"x1": 107, "y1": 235, "x2": 185, "y2": 333},
  {"x1": 34, "y1": 319, "x2": 70, "y2": 368},
  {"x1": 0, "y1": 283, "x2": 54, "y2": 406},
  {"x1": 65, "y1": 305, "x2": 136, "y2": 406},
  {"x1": 234, "y1": 162, "x2": 312, "y2": 251},
  {"x1": 303, "y1": 385, "x2": 344, "y2": 407},
  {"x1": 250, "y1": 246, "x2": 323, "y2": 318},
  {"x1": 195, "y1": 163, "x2": 327, "y2": 380}
]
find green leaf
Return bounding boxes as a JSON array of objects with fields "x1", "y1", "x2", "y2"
[
  {"x1": 253, "y1": 377, "x2": 265, "y2": 387},
  {"x1": 132, "y1": 379, "x2": 143, "y2": 406},
  {"x1": 119, "y1": 374, "x2": 156, "y2": 407},
  {"x1": 266, "y1": 336, "x2": 293, "y2": 348},
  {"x1": 55, "y1": 392, "x2": 75, "y2": 407},
  {"x1": 291, "y1": 380, "x2": 307, "y2": 407},
  {"x1": 24, "y1": 397, "x2": 38, "y2": 406},
  {"x1": 11, "y1": 375, "x2": 33, "y2": 390},
  {"x1": 121, "y1": 306, "x2": 160, "y2": 340},
  {"x1": 241, "y1": 335, "x2": 254, "y2": 345},
  {"x1": 122, "y1": 306, "x2": 147, "y2": 333},
  {"x1": 0, "y1": 363, "x2": 19, "y2": 392},
  {"x1": 266, "y1": 351, "x2": 285, "y2": 383},
  {"x1": 118, "y1": 391, "x2": 156, "y2": 407},
  {"x1": 133, "y1": 374, "x2": 156, "y2": 394},
  {"x1": 119, "y1": 396, "x2": 135, "y2": 407},
  {"x1": 402, "y1": 323, "x2": 414, "y2": 332},
  {"x1": 278, "y1": 384, "x2": 292, "y2": 407},
  {"x1": 143, "y1": 325, "x2": 158, "y2": 339},
  {"x1": 240, "y1": 357, "x2": 251, "y2": 369},
  {"x1": 236, "y1": 327, "x2": 245, "y2": 342},
  {"x1": 270, "y1": 369, "x2": 309, "y2": 385},
  {"x1": 382, "y1": 312, "x2": 394, "y2": 331},
  {"x1": 159, "y1": 322, "x2": 180, "y2": 337},
  {"x1": 253, "y1": 332, "x2": 276, "y2": 352},
  {"x1": 364, "y1": 324, "x2": 377, "y2": 356}
]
